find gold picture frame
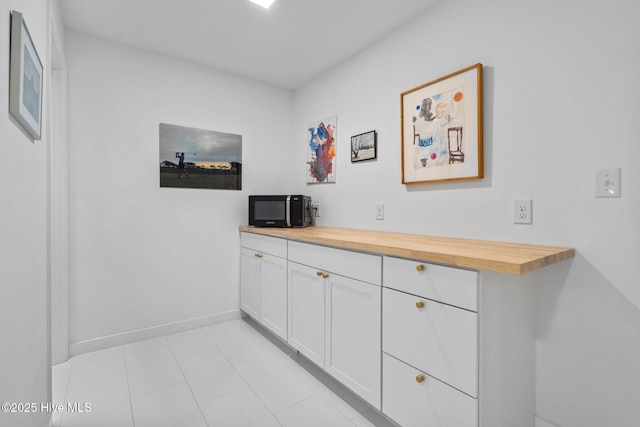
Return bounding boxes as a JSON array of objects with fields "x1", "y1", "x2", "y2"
[{"x1": 401, "y1": 63, "x2": 483, "y2": 184}]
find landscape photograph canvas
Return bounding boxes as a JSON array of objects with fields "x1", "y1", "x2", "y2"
[{"x1": 159, "y1": 123, "x2": 242, "y2": 190}]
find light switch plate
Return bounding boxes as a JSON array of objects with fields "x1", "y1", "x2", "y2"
[{"x1": 595, "y1": 168, "x2": 621, "y2": 198}]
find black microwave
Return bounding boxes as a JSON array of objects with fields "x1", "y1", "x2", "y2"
[{"x1": 249, "y1": 195, "x2": 315, "y2": 227}]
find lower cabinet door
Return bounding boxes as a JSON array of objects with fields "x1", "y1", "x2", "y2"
[
  {"x1": 288, "y1": 262, "x2": 325, "y2": 367},
  {"x1": 383, "y1": 353, "x2": 478, "y2": 427},
  {"x1": 240, "y1": 247, "x2": 261, "y2": 320},
  {"x1": 325, "y1": 273, "x2": 381, "y2": 409},
  {"x1": 260, "y1": 254, "x2": 288, "y2": 341}
]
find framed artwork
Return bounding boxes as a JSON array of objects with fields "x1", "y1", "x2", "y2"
[
  {"x1": 351, "y1": 130, "x2": 377, "y2": 162},
  {"x1": 307, "y1": 116, "x2": 337, "y2": 183},
  {"x1": 9, "y1": 11, "x2": 43, "y2": 141},
  {"x1": 159, "y1": 123, "x2": 242, "y2": 190},
  {"x1": 401, "y1": 63, "x2": 483, "y2": 184}
]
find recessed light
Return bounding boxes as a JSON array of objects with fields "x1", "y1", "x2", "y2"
[{"x1": 250, "y1": 0, "x2": 276, "y2": 9}]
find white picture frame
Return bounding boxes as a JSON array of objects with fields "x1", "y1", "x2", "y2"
[{"x1": 9, "y1": 10, "x2": 43, "y2": 141}]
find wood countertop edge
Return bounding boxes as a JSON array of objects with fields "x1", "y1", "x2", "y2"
[{"x1": 239, "y1": 226, "x2": 575, "y2": 275}]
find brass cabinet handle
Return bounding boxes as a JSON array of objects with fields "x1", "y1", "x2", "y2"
[
  {"x1": 317, "y1": 271, "x2": 323, "y2": 276},
  {"x1": 416, "y1": 301, "x2": 425, "y2": 309},
  {"x1": 322, "y1": 273, "x2": 329, "y2": 279},
  {"x1": 416, "y1": 264, "x2": 425, "y2": 272},
  {"x1": 416, "y1": 374, "x2": 425, "y2": 383},
  {"x1": 255, "y1": 253, "x2": 263, "y2": 258}
]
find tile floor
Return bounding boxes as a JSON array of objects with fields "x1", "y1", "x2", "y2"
[{"x1": 52, "y1": 318, "x2": 397, "y2": 427}]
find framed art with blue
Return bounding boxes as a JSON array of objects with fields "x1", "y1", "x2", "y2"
[
  {"x1": 9, "y1": 10, "x2": 43, "y2": 141},
  {"x1": 401, "y1": 63, "x2": 483, "y2": 184}
]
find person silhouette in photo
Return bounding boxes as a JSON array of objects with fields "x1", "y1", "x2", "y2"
[{"x1": 176, "y1": 152, "x2": 189, "y2": 178}]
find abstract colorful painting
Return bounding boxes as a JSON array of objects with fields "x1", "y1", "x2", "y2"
[
  {"x1": 401, "y1": 64, "x2": 483, "y2": 184},
  {"x1": 307, "y1": 116, "x2": 337, "y2": 183}
]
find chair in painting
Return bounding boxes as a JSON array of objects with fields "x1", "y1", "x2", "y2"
[{"x1": 448, "y1": 126, "x2": 464, "y2": 164}]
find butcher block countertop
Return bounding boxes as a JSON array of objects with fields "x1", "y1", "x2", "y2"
[{"x1": 239, "y1": 226, "x2": 575, "y2": 275}]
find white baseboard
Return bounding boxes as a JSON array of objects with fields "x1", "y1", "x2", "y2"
[
  {"x1": 535, "y1": 416, "x2": 560, "y2": 427},
  {"x1": 68, "y1": 310, "x2": 242, "y2": 357}
]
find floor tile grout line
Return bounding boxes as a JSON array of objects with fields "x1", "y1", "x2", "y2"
[
  {"x1": 243, "y1": 321, "x2": 374, "y2": 424},
  {"x1": 56, "y1": 365, "x2": 72, "y2": 427},
  {"x1": 244, "y1": 322, "x2": 331, "y2": 403},
  {"x1": 120, "y1": 346, "x2": 137, "y2": 427},
  {"x1": 202, "y1": 318, "x2": 318, "y2": 423},
  {"x1": 64, "y1": 345, "x2": 127, "y2": 389},
  {"x1": 54, "y1": 319, "x2": 390, "y2": 427},
  {"x1": 123, "y1": 343, "x2": 189, "y2": 402},
  {"x1": 223, "y1": 345, "x2": 290, "y2": 426},
  {"x1": 167, "y1": 330, "x2": 213, "y2": 427},
  {"x1": 182, "y1": 322, "x2": 291, "y2": 425},
  {"x1": 271, "y1": 392, "x2": 320, "y2": 418},
  {"x1": 201, "y1": 323, "x2": 283, "y2": 422},
  {"x1": 128, "y1": 378, "x2": 188, "y2": 400},
  {"x1": 122, "y1": 336, "x2": 170, "y2": 356},
  {"x1": 226, "y1": 330, "x2": 323, "y2": 424},
  {"x1": 65, "y1": 370, "x2": 126, "y2": 391}
]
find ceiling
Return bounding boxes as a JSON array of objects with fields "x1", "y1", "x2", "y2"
[{"x1": 60, "y1": 0, "x2": 440, "y2": 90}]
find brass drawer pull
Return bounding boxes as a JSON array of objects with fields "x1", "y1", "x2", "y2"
[
  {"x1": 416, "y1": 301, "x2": 425, "y2": 309},
  {"x1": 317, "y1": 271, "x2": 323, "y2": 276},
  {"x1": 416, "y1": 374, "x2": 425, "y2": 383},
  {"x1": 416, "y1": 264, "x2": 425, "y2": 272},
  {"x1": 255, "y1": 253, "x2": 263, "y2": 258},
  {"x1": 322, "y1": 273, "x2": 329, "y2": 279}
]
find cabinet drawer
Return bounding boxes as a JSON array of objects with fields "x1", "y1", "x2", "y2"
[
  {"x1": 382, "y1": 287, "x2": 478, "y2": 397},
  {"x1": 383, "y1": 353, "x2": 478, "y2": 427},
  {"x1": 288, "y1": 241, "x2": 381, "y2": 285},
  {"x1": 383, "y1": 256, "x2": 478, "y2": 311},
  {"x1": 240, "y1": 232, "x2": 287, "y2": 258}
]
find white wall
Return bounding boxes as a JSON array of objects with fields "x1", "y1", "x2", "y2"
[
  {"x1": 62, "y1": 0, "x2": 639, "y2": 425},
  {"x1": 65, "y1": 31, "x2": 295, "y2": 351},
  {"x1": 0, "y1": 1, "x2": 51, "y2": 426},
  {"x1": 293, "y1": 0, "x2": 639, "y2": 426}
]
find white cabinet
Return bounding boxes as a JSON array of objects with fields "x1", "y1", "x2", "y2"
[
  {"x1": 240, "y1": 247, "x2": 261, "y2": 319},
  {"x1": 239, "y1": 227, "x2": 569, "y2": 427},
  {"x1": 382, "y1": 256, "x2": 479, "y2": 426},
  {"x1": 287, "y1": 241, "x2": 382, "y2": 409},
  {"x1": 381, "y1": 256, "x2": 536, "y2": 427},
  {"x1": 240, "y1": 232, "x2": 288, "y2": 341},
  {"x1": 287, "y1": 262, "x2": 326, "y2": 367},
  {"x1": 326, "y1": 273, "x2": 381, "y2": 409},
  {"x1": 382, "y1": 287, "x2": 478, "y2": 397},
  {"x1": 259, "y1": 253, "x2": 288, "y2": 339}
]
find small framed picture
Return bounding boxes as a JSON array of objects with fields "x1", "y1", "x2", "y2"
[
  {"x1": 351, "y1": 130, "x2": 377, "y2": 162},
  {"x1": 9, "y1": 11, "x2": 43, "y2": 141}
]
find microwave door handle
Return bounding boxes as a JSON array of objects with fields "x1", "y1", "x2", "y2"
[{"x1": 286, "y1": 196, "x2": 291, "y2": 227}]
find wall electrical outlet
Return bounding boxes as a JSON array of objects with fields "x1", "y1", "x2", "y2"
[
  {"x1": 312, "y1": 204, "x2": 320, "y2": 217},
  {"x1": 376, "y1": 203, "x2": 384, "y2": 220},
  {"x1": 513, "y1": 199, "x2": 532, "y2": 224}
]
